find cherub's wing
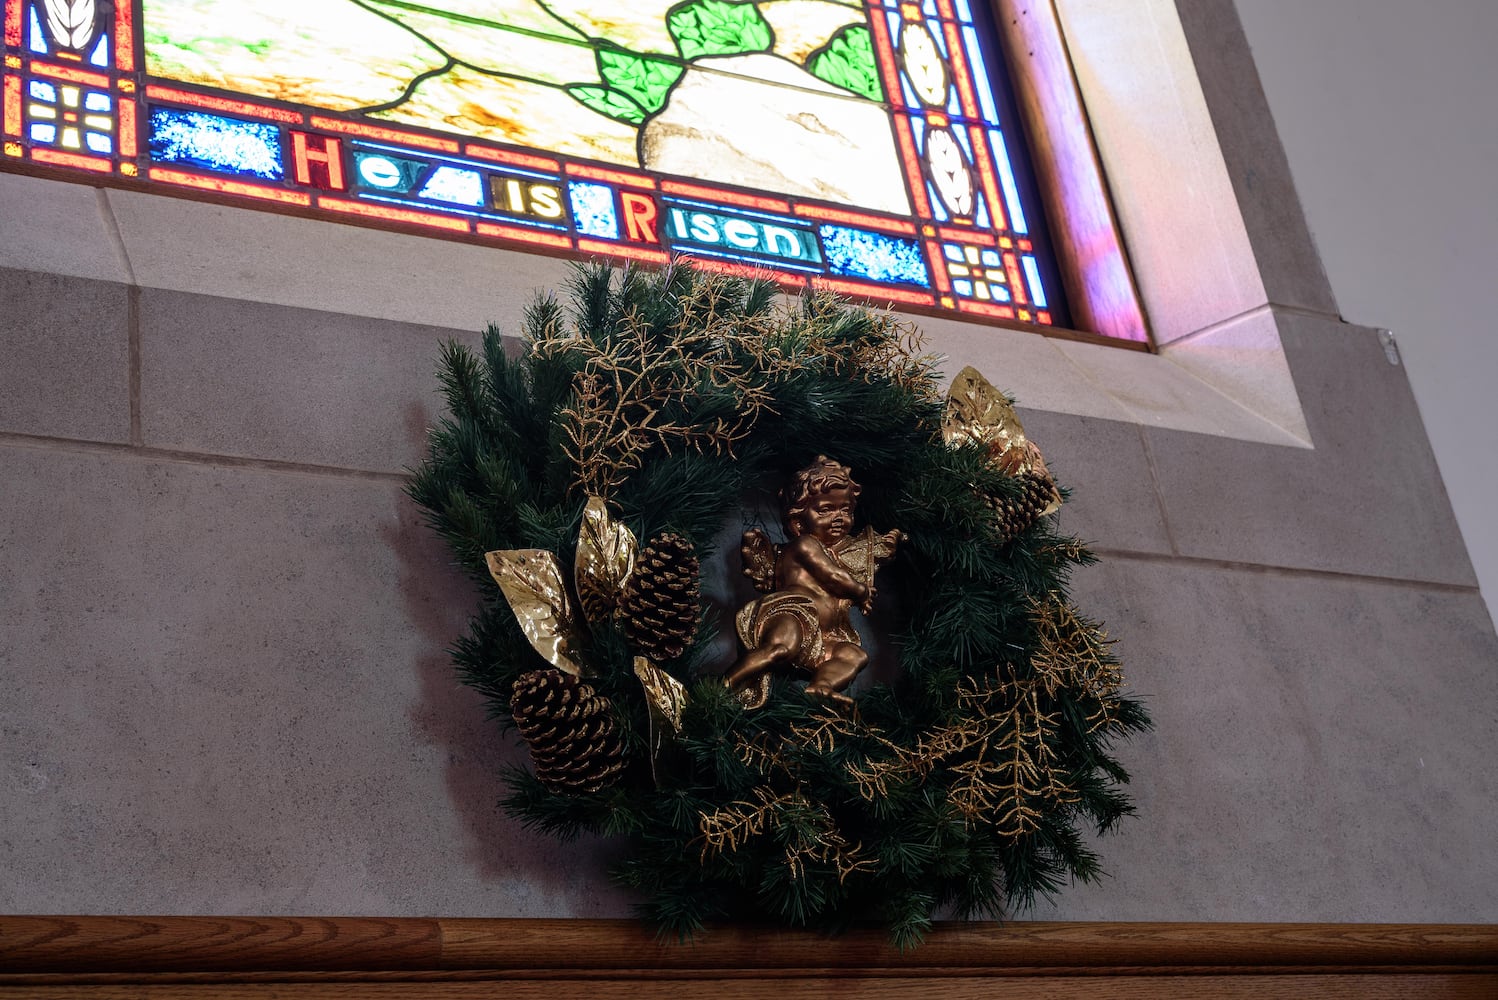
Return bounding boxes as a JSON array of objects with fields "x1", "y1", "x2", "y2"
[{"x1": 741, "y1": 529, "x2": 779, "y2": 593}]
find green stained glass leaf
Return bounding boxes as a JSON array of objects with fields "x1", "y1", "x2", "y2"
[
  {"x1": 566, "y1": 84, "x2": 648, "y2": 125},
  {"x1": 597, "y1": 46, "x2": 685, "y2": 115},
  {"x1": 667, "y1": 0, "x2": 773, "y2": 61},
  {"x1": 809, "y1": 24, "x2": 882, "y2": 102}
]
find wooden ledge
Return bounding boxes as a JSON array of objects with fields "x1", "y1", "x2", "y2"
[{"x1": 2, "y1": 917, "x2": 1495, "y2": 998}]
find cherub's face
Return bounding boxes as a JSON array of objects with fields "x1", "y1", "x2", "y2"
[{"x1": 799, "y1": 488, "x2": 855, "y2": 543}]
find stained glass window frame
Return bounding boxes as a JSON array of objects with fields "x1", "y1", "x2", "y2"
[{"x1": 0, "y1": 0, "x2": 1148, "y2": 345}]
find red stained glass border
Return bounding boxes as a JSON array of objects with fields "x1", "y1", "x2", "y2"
[{"x1": 2, "y1": 0, "x2": 19, "y2": 48}]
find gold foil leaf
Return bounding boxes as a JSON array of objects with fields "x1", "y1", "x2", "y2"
[
  {"x1": 575, "y1": 496, "x2": 638, "y2": 625},
  {"x1": 485, "y1": 548, "x2": 585, "y2": 676},
  {"x1": 943, "y1": 365, "x2": 1045, "y2": 479},
  {"x1": 634, "y1": 656, "x2": 688, "y2": 736}
]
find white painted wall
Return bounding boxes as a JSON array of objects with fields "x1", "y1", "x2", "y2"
[{"x1": 1233, "y1": 0, "x2": 1498, "y2": 622}]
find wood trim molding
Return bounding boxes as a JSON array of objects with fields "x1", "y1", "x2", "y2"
[{"x1": 2, "y1": 917, "x2": 1495, "y2": 997}]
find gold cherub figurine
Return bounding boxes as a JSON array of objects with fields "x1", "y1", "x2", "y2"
[{"x1": 725, "y1": 456, "x2": 902, "y2": 708}]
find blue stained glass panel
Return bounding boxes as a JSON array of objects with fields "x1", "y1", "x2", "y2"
[
  {"x1": 951, "y1": 125, "x2": 974, "y2": 158},
  {"x1": 1022, "y1": 255, "x2": 1048, "y2": 308},
  {"x1": 989, "y1": 129, "x2": 1027, "y2": 233},
  {"x1": 925, "y1": 181, "x2": 948, "y2": 222},
  {"x1": 27, "y1": 5, "x2": 46, "y2": 53},
  {"x1": 819, "y1": 225, "x2": 929, "y2": 286},
  {"x1": 29, "y1": 81, "x2": 56, "y2": 102},
  {"x1": 418, "y1": 165, "x2": 485, "y2": 207},
  {"x1": 84, "y1": 92, "x2": 111, "y2": 112},
  {"x1": 901, "y1": 78, "x2": 921, "y2": 110},
  {"x1": 148, "y1": 108, "x2": 284, "y2": 180},
  {"x1": 924, "y1": 17, "x2": 950, "y2": 58},
  {"x1": 981, "y1": 248, "x2": 1001, "y2": 267},
  {"x1": 963, "y1": 26, "x2": 1000, "y2": 125},
  {"x1": 85, "y1": 131, "x2": 112, "y2": 153},
  {"x1": 29, "y1": 122, "x2": 56, "y2": 143},
  {"x1": 569, "y1": 182, "x2": 619, "y2": 239},
  {"x1": 88, "y1": 33, "x2": 109, "y2": 67}
]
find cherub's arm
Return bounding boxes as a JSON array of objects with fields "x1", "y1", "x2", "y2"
[{"x1": 788, "y1": 535, "x2": 867, "y2": 600}]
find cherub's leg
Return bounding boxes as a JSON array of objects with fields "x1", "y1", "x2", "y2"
[
  {"x1": 805, "y1": 642, "x2": 868, "y2": 704},
  {"x1": 723, "y1": 613, "x2": 802, "y2": 690}
]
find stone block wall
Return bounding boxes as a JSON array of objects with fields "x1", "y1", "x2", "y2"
[
  {"x1": 3, "y1": 0, "x2": 1495, "y2": 923},
  {"x1": 3, "y1": 257, "x2": 1494, "y2": 921}
]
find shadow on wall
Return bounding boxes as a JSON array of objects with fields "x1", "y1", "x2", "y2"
[{"x1": 382, "y1": 400, "x2": 632, "y2": 914}]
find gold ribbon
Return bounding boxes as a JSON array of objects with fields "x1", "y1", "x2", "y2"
[
  {"x1": 488, "y1": 498, "x2": 692, "y2": 747},
  {"x1": 635, "y1": 656, "x2": 689, "y2": 783},
  {"x1": 574, "y1": 495, "x2": 638, "y2": 625},
  {"x1": 485, "y1": 548, "x2": 585, "y2": 676},
  {"x1": 943, "y1": 365, "x2": 1060, "y2": 517},
  {"x1": 634, "y1": 656, "x2": 688, "y2": 736}
]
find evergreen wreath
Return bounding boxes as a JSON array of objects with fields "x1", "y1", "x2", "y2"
[{"x1": 409, "y1": 260, "x2": 1150, "y2": 947}]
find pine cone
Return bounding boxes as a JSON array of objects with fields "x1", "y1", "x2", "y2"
[
  {"x1": 996, "y1": 471, "x2": 1060, "y2": 543},
  {"x1": 510, "y1": 669, "x2": 627, "y2": 794},
  {"x1": 575, "y1": 576, "x2": 617, "y2": 626},
  {"x1": 618, "y1": 533, "x2": 700, "y2": 662}
]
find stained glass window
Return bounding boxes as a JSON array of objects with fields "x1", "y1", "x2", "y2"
[{"x1": 2, "y1": 0, "x2": 1092, "y2": 333}]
